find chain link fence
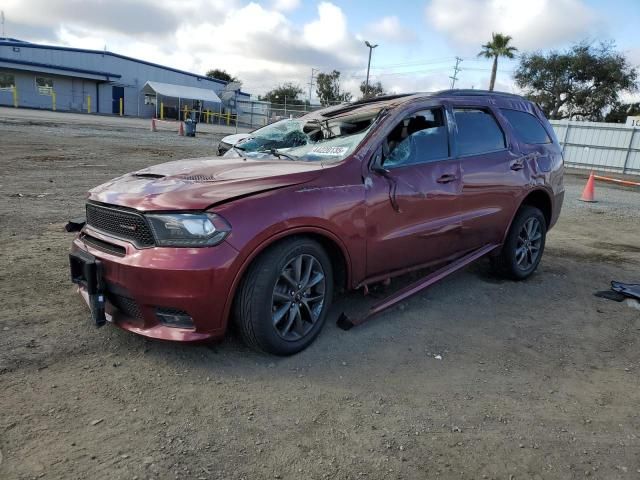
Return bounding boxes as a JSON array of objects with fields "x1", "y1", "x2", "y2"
[{"x1": 235, "y1": 100, "x2": 343, "y2": 129}]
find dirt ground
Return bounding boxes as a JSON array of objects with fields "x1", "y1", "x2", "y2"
[{"x1": 1, "y1": 108, "x2": 639, "y2": 480}]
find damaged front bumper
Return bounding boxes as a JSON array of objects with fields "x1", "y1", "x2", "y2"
[{"x1": 69, "y1": 229, "x2": 240, "y2": 342}]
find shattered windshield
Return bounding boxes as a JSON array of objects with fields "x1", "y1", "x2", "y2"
[{"x1": 226, "y1": 110, "x2": 381, "y2": 163}]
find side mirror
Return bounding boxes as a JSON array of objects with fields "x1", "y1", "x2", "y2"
[{"x1": 371, "y1": 143, "x2": 389, "y2": 175}]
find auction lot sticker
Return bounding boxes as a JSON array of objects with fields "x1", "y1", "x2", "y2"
[{"x1": 310, "y1": 146, "x2": 349, "y2": 156}]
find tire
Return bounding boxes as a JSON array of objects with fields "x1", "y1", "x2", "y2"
[
  {"x1": 492, "y1": 206, "x2": 547, "y2": 280},
  {"x1": 234, "y1": 237, "x2": 333, "y2": 355}
]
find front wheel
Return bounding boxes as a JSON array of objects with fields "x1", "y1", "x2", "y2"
[
  {"x1": 234, "y1": 238, "x2": 333, "y2": 355},
  {"x1": 492, "y1": 206, "x2": 547, "y2": 280}
]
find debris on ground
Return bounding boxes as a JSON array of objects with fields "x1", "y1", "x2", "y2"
[
  {"x1": 611, "y1": 281, "x2": 640, "y2": 300},
  {"x1": 595, "y1": 281, "x2": 640, "y2": 305}
]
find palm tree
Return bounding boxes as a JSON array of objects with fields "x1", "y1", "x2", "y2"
[{"x1": 478, "y1": 33, "x2": 518, "y2": 91}]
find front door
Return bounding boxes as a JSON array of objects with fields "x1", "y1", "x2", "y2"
[
  {"x1": 364, "y1": 106, "x2": 466, "y2": 278},
  {"x1": 112, "y1": 86, "x2": 124, "y2": 114}
]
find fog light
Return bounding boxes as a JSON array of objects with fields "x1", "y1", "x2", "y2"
[{"x1": 156, "y1": 308, "x2": 194, "y2": 329}]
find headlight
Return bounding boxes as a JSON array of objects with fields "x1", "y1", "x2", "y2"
[{"x1": 145, "y1": 213, "x2": 231, "y2": 247}]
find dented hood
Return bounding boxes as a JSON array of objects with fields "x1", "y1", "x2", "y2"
[{"x1": 88, "y1": 156, "x2": 324, "y2": 211}]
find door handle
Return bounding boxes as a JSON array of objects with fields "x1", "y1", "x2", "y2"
[
  {"x1": 510, "y1": 160, "x2": 524, "y2": 171},
  {"x1": 436, "y1": 174, "x2": 458, "y2": 184}
]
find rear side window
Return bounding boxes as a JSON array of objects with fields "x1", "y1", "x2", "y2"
[
  {"x1": 453, "y1": 109, "x2": 506, "y2": 156},
  {"x1": 500, "y1": 109, "x2": 551, "y2": 144}
]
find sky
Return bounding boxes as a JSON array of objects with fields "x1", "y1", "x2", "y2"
[{"x1": 2, "y1": 0, "x2": 639, "y2": 102}]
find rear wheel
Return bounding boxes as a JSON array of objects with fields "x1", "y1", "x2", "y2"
[
  {"x1": 492, "y1": 206, "x2": 547, "y2": 280},
  {"x1": 234, "y1": 238, "x2": 333, "y2": 355}
]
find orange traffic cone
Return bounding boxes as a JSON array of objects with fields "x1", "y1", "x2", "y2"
[
  {"x1": 151, "y1": 118, "x2": 157, "y2": 132},
  {"x1": 178, "y1": 122, "x2": 184, "y2": 136},
  {"x1": 579, "y1": 172, "x2": 597, "y2": 202}
]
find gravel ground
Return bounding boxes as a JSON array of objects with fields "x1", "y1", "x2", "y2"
[{"x1": 1, "y1": 110, "x2": 639, "y2": 480}]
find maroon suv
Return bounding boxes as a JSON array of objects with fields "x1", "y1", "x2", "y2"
[{"x1": 69, "y1": 90, "x2": 564, "y2": 355}]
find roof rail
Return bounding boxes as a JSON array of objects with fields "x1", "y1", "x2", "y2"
[
  {"x1": 437, "y1": 89, "x2": 527, "y2": 100},
  {"x1": 347, "y1": 93, "x2": 415, "y2": 107}
]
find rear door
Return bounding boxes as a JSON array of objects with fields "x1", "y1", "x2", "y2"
[
  {"x1": 364, "y1": 105, "x2": 466, "y2": 277},
  {"x1": 450, "y1": 104, "x2": 525, "y2": 250},
  {"x1": 496, "y1": 106, "x2": 561, "y2": 177}
]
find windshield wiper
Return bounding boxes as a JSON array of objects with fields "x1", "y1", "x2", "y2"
[
  {"x1": 269, "y1": 148, "x2": 298, "y2": 161},
  {"x1": 231, "y1": 144, "x2": 246, "y2": 158}
]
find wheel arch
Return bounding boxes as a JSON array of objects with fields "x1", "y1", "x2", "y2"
[
  {"x1": 221, "y1": 227, "x2": 352, "y2": 330},
  {"x1": 520, "y1": 189, "x2": 552, "y2": 228},
  {"x1": 500, "y1": 188, "x2": 553, "y2": 245}
]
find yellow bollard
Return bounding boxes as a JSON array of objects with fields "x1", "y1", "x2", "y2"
[
  {"x1": 12, "y1": 86, "x2": 18, "y2": 108},
  {"x1": 226, "y1": 111, "x2": 230, "y2": 126},
  {"x1": 119, "y1": 97, "x2": 123, "y2": 116},
  {"x1": 87, "y1": 95, "x2": 91, "y2": 113},
  {"x1": 52, "y1": 91, "x2": 56, "y2": 111},
  {"x1": 160, "y1": 102, "x2": 164, "y2": 120}
]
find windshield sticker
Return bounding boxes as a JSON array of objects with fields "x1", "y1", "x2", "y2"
[{"x1": 309, "y1": 146, "x2": 349, "y2": 156}]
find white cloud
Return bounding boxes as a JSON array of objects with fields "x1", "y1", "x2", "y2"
[
  {"x1": 271, "y1": 0, "x2": 301, "y2": 12},
  {"x1": 426, "y1": 0, "x2": 598, "y2": 51},
  {"x1": 365, "y1": 16, "x2": 416, "y2": 44},
  {"x1": 303, "y1": 2, "x2": 350, "y2": 52},
  {"x1": 173, "y1": 2, "x2": 362, "y2": 93},
  {"x1": 4, "y1": 0, "x2": 366, "y2": 98}
]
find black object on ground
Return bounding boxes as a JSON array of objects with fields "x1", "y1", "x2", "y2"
[
  {"x1": 594, "y1": 290, "x2": 627, "y2": 302},
  {"x1": 611, "y1": 281, "x2": 640, "y2": 301}
]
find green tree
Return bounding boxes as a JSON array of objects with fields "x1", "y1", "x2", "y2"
[
  {"x1": 478, "y1": 32, "x2": 518, "y2": 91},
  {"x1": 515, "y1": 42, "x2": 638, "y2": 120},
  {"x1": 316, "y1": 70, "x2": 352, "y2": 106},
  {"x1": 359, "y1": 80, "x2": 385, "y2": 99},
  {"x1": 259, "y1": 83, "x2": 306, "y2": 106},
  {"x1": 604, "y1": 102, "x2": 640, "y2": 123},
  {"x1": 205, "y1": 69, "x2": 239, "y2": 83}
]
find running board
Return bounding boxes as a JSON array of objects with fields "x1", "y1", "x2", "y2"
[{"x1": 337, "y1": 243, "x2": 500, "y2": 330}]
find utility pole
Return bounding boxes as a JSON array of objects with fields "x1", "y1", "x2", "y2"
[
  {"x1": 364, "y1": 40, "x2": 379, "y2": 98},
  {"x1": 1, "y1": 11, "x2": 5, "y2": 38},
  {"x1": 449, "y1": 56, "x2": 463, "y2": 89},
  {"x1": 308, "y1": 68, "x2": 318, "y2": 106}
]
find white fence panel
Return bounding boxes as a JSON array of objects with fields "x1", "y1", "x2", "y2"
[{"x1": 550, "y1": 120, "x2": 639, "y2": 175}]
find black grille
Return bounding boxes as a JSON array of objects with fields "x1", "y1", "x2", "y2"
[
  {"x1": 80, "y1": 233, "x2": 126, "y2": 256},
  {"x1": 108, "y1": 293, "x2": 143, "y2": 319},
  {"x1": 85, "y1": 203, "x2": 155, "y2": 248}
]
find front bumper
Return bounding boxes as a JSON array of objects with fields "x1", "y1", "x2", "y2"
[{"x1": 70, "y1": 227, "x2": 240, "y2": 342}]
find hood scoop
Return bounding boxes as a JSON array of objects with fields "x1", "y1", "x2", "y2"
[
  {"x1": 133, "y1": 172, "x2": 166, "y2": 179},
  {"x1": 133, "y1": 172, "x2": 217, "y2": 183}
]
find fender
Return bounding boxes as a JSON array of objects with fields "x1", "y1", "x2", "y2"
[{"x1": 219, "y1": 225, "x2": 354, "y2": 331}]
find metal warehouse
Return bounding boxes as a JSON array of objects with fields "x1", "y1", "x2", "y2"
[{"x1": 0, "y1": 38, "x2": 249, "y2": 118}]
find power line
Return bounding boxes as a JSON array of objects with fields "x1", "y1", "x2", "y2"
[
  {"x1": 449, "y1": 56, "x2": 463, "y2": 88},
  {"x1": 341, "y1": 56, "x2": 457, "y2": 74}
]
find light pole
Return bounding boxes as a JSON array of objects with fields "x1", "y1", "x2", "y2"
[
  {"x1": 275, "y1": 95, "x2": 287, "y2": 118},
  {"x1": 364, "y1": 40, "x2": 378, "y2": 98}
]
